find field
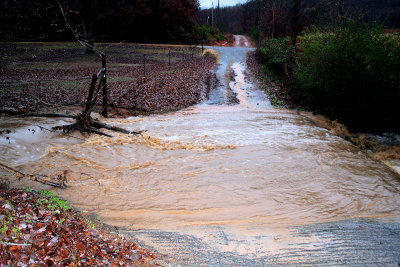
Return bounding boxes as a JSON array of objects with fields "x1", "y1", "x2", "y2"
[{"x1": 0, "y1": 43, "x2": 216, "y2": 116}]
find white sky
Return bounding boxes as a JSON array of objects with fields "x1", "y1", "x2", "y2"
[{"x1": 199, "y1": 0, "x2": 248, "y2": 9}]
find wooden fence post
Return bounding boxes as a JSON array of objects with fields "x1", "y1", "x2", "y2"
[
  {"x1": 85, "y1": 74, "x2": 98, "y2": 117},
  {"x1": 202, "y1": 32, "x2": 204, "y2": 54},
  {"x1": 101, "y1": 54, "x2": 108, "y2": 118},
  {"x1": 143, "y1": 54, "x2": 146, "y2": 77},
  {"x1": 168, "y1": 50, "x2": 171, "y2": 70}
]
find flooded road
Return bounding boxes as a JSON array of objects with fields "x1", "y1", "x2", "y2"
[{"x1": 1, "y1": 46, "x2": 400, "y2": 265}]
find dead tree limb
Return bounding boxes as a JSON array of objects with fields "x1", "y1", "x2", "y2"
[
  {"x1": 101, "y1": 54, "x2": 108, "y2": 117},
  {"x1": 91, "y1": 121, "x2": 146, "y2": 135},
  {"x1": 85, "y1": 127, "x2": 113, "y2": 137},
  {"x1": 0, "y1": 162, "x2": 67, "y2": 188},
  {"x1": 51, "y1": 72, "x2": 143, "y2": 137},
  {"x1": 2, "y1": 69, "x2": 142, "y2": 138},
  {"x1": 0, "y1": 109, "x2": 77, "y2": 119},
  {"x1": 19, "y1": 113, "x2": 77, "y2": 119},
  {"x1": 84, "y1": 74, "x2": 98, "y2": 117}
]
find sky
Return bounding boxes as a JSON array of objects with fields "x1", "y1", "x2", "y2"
[{"x1": 199, "y1": 0, "x2": 248, "y2": 9}]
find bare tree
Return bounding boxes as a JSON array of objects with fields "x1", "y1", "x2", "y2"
[
  {"x1": 259, "y1": 0, "x2": 333, "y2": 42},
  {"x1": 80, "y1": 0, "x2": 97, "y2": 54},
  {"x1": 287, "y1": 0, "x2": 333, "y2": 44},
  {"x1": 55, "y1": 0, "x2": 98, "y2": 54}
]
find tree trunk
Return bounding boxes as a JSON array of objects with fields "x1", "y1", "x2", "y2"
[
  {"x1": 271, "y1": 3, "x2": 275, "y2": 39},
  {"x1": 81, "y1": 0, "x2": 97, "y2": 54},
  {"x1": 289, "y1": 0, "x2": 301, "y2": 45}
]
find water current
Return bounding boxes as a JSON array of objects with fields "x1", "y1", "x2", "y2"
[{"x1": 1, "y1": 46, "x2": 400, "y2": 238}]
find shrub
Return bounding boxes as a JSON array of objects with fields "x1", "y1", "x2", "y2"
[
  {"x1": 257, "y1": 37, "x2": 295, "y2": 83},
  {"x1": 194, "y1": 24, "x2": 226, "y2": 43},
  {"x1": 295, "y1": 20, "x2": 400, "y2": 133},
  {"x1": 249, "y1": 27, "x2": 260, "y2": 42}
]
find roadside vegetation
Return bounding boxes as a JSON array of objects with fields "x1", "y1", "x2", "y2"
[
  {"x1": 194, "y1": 24, "x2": 234, "y2": 46},
  {"x1": 254, "y1": 19, "x2": 400, "y2": 134},
  {"x1": 247, "y1": 17, "x2": 400, "y2": 166},
  {"x1": 295, "y1": 21, "x2": 400, "y2": 133}
]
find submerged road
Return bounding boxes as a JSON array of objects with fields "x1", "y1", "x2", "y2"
[
  {"x1": 1, "y1": 38, "x2": 400, "y2": 265},
  {"x1": 118, "y1": 45, "x2": 400, "y2": 266}
]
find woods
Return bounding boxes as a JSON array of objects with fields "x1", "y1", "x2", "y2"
[
  {"x1": 0, "y1": 0, "x2": 200, "y2": 44},
  {"x1": 203, "y1": 0, "x2": 400, "y2": 133},
  {"x1": 254, "y1": 19, "x2": 400, "y2": 133},
  {"x1": 199, "y1": 0, "x2": 400, "y2": 39},
  {"x1": 294, "y1": 21, "x2": 400, "y2": 133}
]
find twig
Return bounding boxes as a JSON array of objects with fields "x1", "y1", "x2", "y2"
[
  {"x1": 55, "y1": 0, "x2": 103, "y2": 58},
  {"x1": 85, "y1": 127, "x2": 113, "y2": 137},
  {"x1": 32, "y1": 95, "x2": 60, "y2": 108},
  {"x1": 0, "y1": 242, "x2": 32, "y2": 246},
  {"x1": 34, "y1": 124, "x2": 87, "y2": 141},
  {"x1": 0, "y1": 109, "x2": 78, "y2": 119},
  {"x1": 91, "y1": 121, "x2": 145, "y2": 135},
  {"x1": 0, "y1": 162, "x2": 66, "y2": 188},
  {"x1": 18, "y1": 113, "x2": 77, "y2": 119}
]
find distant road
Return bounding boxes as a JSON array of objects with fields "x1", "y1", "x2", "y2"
[{"x1": 234, "y1": 35, "x2": 252, "y2": 48}]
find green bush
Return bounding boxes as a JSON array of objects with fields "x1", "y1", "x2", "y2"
[
  {"x1": 257, "y1": 37, "x2": 295, "y2": 82},
  {"x1": 295, "y1": 20, "x2": 400, "y2": 133},
  {"x1": 249, "y1": 27, "x2": 260, "y2": 42},
  {"x1": 193, "y1": 24, "x2": 226, "y2": 43}
]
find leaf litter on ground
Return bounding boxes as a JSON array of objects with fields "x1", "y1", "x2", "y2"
[
  {"x1": 0, "y1": 187, "x2": 158, "y2": 266},
  {"x1": 0, "y1": 43, "x2": 216, "y2": 115}
]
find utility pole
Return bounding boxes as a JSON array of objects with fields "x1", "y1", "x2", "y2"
[
  {"x1": 217, "y1": 0, "x2": 220, "y2": 29},
  {"x1": 256, "y1": 0, "x2": 262, "y2": 45},
  {"x1": 211, "y1": 2, "x2": 214, "y2": 27}
]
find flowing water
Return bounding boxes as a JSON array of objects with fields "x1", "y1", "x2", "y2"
[{"x1": 1, "y1": 46, "x2": 400, "y2": 260}]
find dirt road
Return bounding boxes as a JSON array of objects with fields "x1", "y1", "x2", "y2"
[
  {"x1": 1, "y1": 44, "x2": 400, "y2": 265},
  {"x1": 234, "y1": 35, "x2": 252, "y2": 47}
]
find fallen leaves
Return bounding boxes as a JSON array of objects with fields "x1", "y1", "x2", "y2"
[
  {"x1": 0, "y1": 43, "x2": 216, "y2": 115},
  {"x1": 0, "y1": 188, "x2": 157, "y2": 266},
  {"x1": 246, "y1": 51, "x2": 293, "y2": 107},
  {"x1": 108, "y1": 57, "x2": 215, "y2": 112}
]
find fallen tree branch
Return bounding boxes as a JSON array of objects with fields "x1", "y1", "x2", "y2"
[
  {"x1": 34, "y1": 125, "x2": 87, "y2": 141},
  {"x1": 0, "y1": 162, "x2": 67, "y2": 188},
  {"x1": 0, "y1": 242, "x2": 32, "y2": 246},
  {"x1": 0, "y1": 109, "x2": 77, "y2": 119},
  {"x1": 1, "y1": 73, "x2": 144, "y2": 138},
  {"x1": 91, "y1": 121, "x2": 146, "y2": 135},
  {"x1": 19, "y1": 113, "x2": 77, "y2": 119},
  {"x1": 85, "y1": 127, "x2": 113, "y2": 137},
  {"x1": 50, "y1": 73, "x2": 143, "y2": 137},
  {"x1": 52, "y1": 122, "x2": 80, "y2": 133}
]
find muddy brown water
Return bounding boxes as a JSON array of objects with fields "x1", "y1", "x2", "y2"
[{"x1": 1, "y1": 47, "x2": 400, "y2": 254}]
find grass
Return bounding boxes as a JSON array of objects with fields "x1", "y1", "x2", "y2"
[
  {"x1": 202, "y1": 49, "x2": 219, "y2": 63},
  {"x1": 0, "y1": 42, "x2": 204, "y2": 98},
  {"x1": 0, "y1": 41, "x2": 215, "y2": 114},
  {"x1": 40, "y1": 80, "x2": 86, "y2": 90},
  {"x1": 0, "y1": 188, "x2": 71, "y2": 237},
  {"x1": 37, "y1": 189, "x2": 71, "y2": 212},
  {"x1": 225, "y1": 59, "x2": 234, "y2": 84},
  {"x1": 1, "y1": 42, "x2": 201, "y2": 67}
]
